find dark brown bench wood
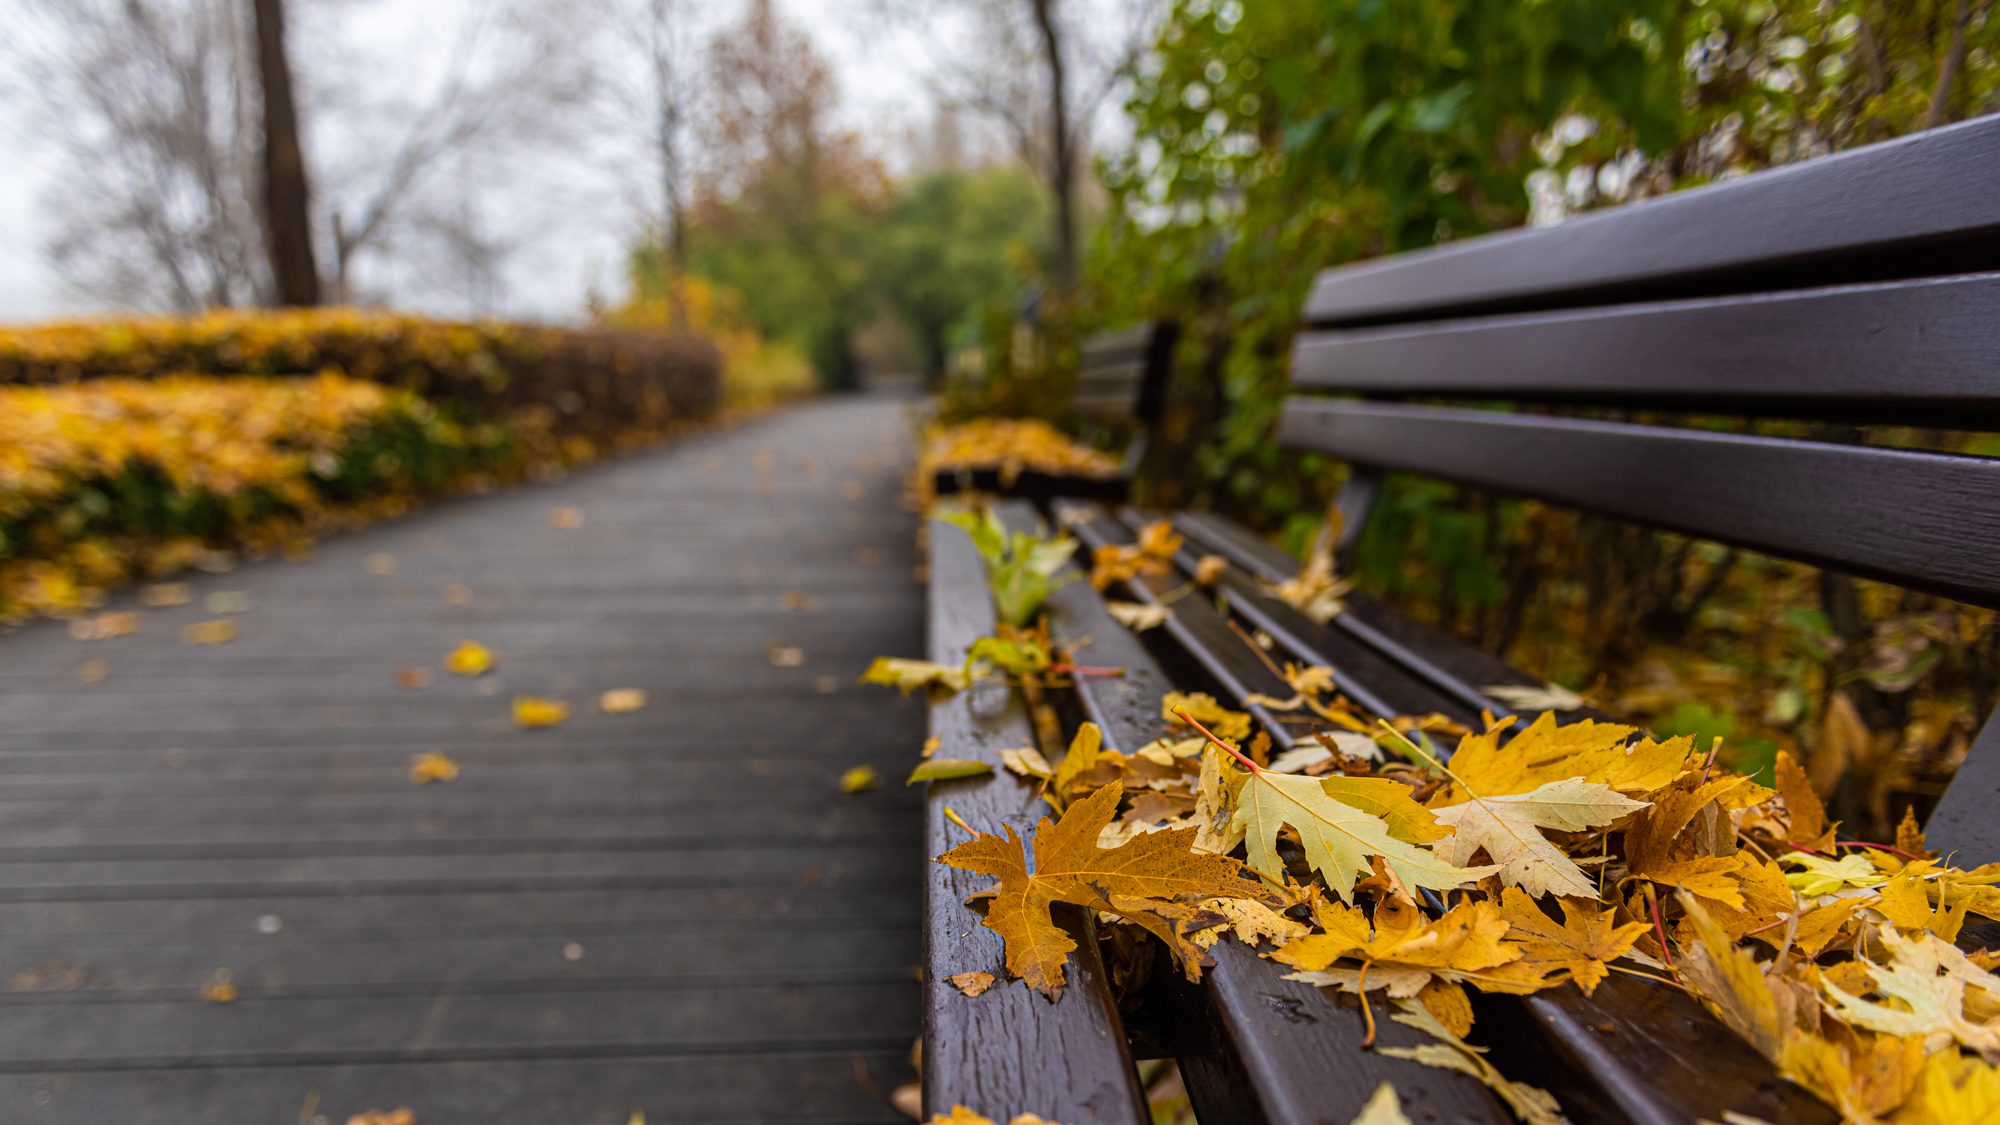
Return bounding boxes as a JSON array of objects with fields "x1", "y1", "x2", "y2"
[
  {"x1": 919, "y1": 115, "x2": 2000, "y2": 1122},
  {"x1": 932, "y1": 322, "x2": 1177, "y2": 504}
]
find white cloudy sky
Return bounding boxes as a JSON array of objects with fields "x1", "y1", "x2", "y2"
[{"x1": 0, "y1": 0, "x2": 965, "y2": 324}]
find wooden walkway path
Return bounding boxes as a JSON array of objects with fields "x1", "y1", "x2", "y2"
[{"x1": 0, "y1": 394, "x2": 927, "y2": 1123}]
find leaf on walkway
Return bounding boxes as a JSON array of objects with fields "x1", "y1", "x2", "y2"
[
  {"x1": 908, "y1": 758, "x2": 995, "y2": 785},
  {"x1": 180, "y1": 619, "x2": 237, "y2": 645},
  {"x1": 444, "y1": 640, "x2": 494, "y2": 676},
  {"x1": 140, "y1": 583, "x2": 190, "y2": 607},
  {"x1": 366, "y1": 552, "x2": 397, "y2": 575},
  {"x1": 410, "y1": 752, "x2": 459, "y2": 785},
  {"x1": 768, "y1": 643, "x2": 805, "y2": 667},
  {"x1": 70, "y1": 611, "x2": 142, "y2": 641},
  {"x1": 599, "y1": 688, "x2": 647, "y2": 714},
  {"x1": 1430, "y1": 779, "x2": 1645, "y2": 899},
  {"x1": 859, "y1": 656, "x2": 966, "y2": 696},
  {"x1": 199, "y1": 969, "x2": 237, "y2": 1003},
  {"x1": 1238, "y1": 768, "x2": 1492, "y2": 902},
  {"x1": 511, "y1": 697, "x2": 569, "y2": 728},
  {"x1": 395, "y1": 666, "x2": 432, "y2": 689},
  {"x1": 839, "y1": 764, "x2": 879, "y2": 793},
  {"x1": 549, "y1": 506, "x2": 584, "y2": 529},
  {"x1": 937, "y1": 782, "x2": 1273, "y2": 998}
]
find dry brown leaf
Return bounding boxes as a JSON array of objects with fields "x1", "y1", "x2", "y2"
[
  {"x1": 599, "y1": 688, "x2": 647, "y2": 714},
  {"x1": 937, "y1": 782, "x2": 1274, "y2": 998},
  {"x1": 549, "y1": 506, "x2": 585, "y2": 529},
  {"x1": 947, "y1": 971, "x2": 996, "y2": 997},
  {"x1": 180, "y1": 619, "x2": 237, "y2": 645}
]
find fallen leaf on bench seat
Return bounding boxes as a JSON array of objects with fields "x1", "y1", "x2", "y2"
[
  {"x1": 937, "y1": 782, "x2": 1276, "y2": 998},
  {"x1": 1348, "y1": 1083, "x2": 1412, "y2": 1125},
  {"x1": 1089, "y1": 520, "x2": 1181, "y2": 590},
  {"x1": 1481, "y1": 681, "x2": 1588, "y2": 712},
  {"x1": 1164, "y1": 692, "x2": 1250, "y2": 742},
  {"x1": 946, "y1": 971, "x2": 995, "y2": 997},
  {"x1": 1378, "y1": 1001, "x2": 1567, "y2": 1124},
  {"x1": 1494, "y1": 887, "x2": 1647, "y2": 997},
  {"x1": 1105, "y1": 599, "x2": 1171, "y2": 632},
  {"x1": 1430, "y1": 779, "x2": 1646, "y2": 900},
  {"x1": 997, "y1": 746, "x2": 1050, "y2": 779},
  {"x1": 858, "y1": 656, "x2": 968, "y2": 696},
  {"x1": 1440, "y1": 713, "x2": 1680, "y2": 799},
  {"x1": 923, "y1": 1106, "x2": 1067, "y2": 1125},
  {"x1": 1237, "y1": 767, "x2": 1491, "y2": 903},
  {"x1": 907, "y1": 758, "x2": 994, "y2": 785}
]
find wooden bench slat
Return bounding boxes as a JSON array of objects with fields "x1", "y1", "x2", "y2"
[
  {"x1": 1294, "y1": 272, "x2": 2000, "y2": 426},
  {"x1": 1070, "y1": 507, "x2": 1838, "y2": 1125},
  {"x1": 1304, "y1": 114, "x2": 2000, "y2": 325},
  {"x1": 923, "y1": 517, "x2": 1149, "y2": 1124},
  {"x1": 1278, "y1": 399, "x2": 2000, "y2": 609},
  {"x1": 1006, "y1": 503, "x2": 1512, "y2": 1125}
]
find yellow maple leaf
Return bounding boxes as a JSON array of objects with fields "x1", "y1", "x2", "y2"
[
  {"x1": 1775, "y1": 749, "x2": 1837, "y2": 851},
  {"x1": 1164, "y1": 692, "x2": 1250, "y2": 742},
  {"x1": 409, "y1": 752, "x2": 459, "y2": 785},
  {"x1": 1444, "y1": 713, "x2": 1682, "y2": 798},
  {"x1": 1430, "y1": 778, "x2": 1645, "y2": 899},
  {"x1": 1238, "y1": 766, "x2": 1492, "y2": 903},
  {"x1": 936, "y1": 782, "x2": 1274, "y2": 998},
  {"x1": 1089, "y1": 520, "x2": 1181, "y2": 590},
  {"x1": 1822, "y1": 926, "x2": 2000, "y2": 1060},
  {"x1": 1273, "y1": 895, "x2": 1531, "y2": 998},
  {"x1": 1893, "y1": 1048, "x2": 2000, "y2": 1123},
  {"x1": 511, "y1": 697, "x2": 569, "y2": 728},
  {"x1": 1495, "y1": 887, "x2": 1646, "y2": 997},
  {"x1": 444, "y1": 640, "x2": 494, "y2": 676}
]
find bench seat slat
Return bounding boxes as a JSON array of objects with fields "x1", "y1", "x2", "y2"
[
  {"x1": 1008, "y1": 503, "x2": 1510, "y2": 1125},
  {"x1": 1294, "y1": 273, "x2": 2000, "y2": 425},
  {"x1": 1303, "y1": 114, "x2": 2000, "y2": 325},
  {"x1": 923, "y1": 518, "x2": 1149, "y2": 1123},
  {"x1": 1070, "y1": 507, "x2": 1839, "y2": 1125},
  {"x1": 1278, "y1": 399, "x2": 2000, "y2": 609}
]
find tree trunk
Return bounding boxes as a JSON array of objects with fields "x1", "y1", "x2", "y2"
[
  {"x1": 252, "y1": 0, "x2": 320, "y2": 306},
  {"x1": 1028, "y1": 0, "x2": 1077, "y2": 298}
]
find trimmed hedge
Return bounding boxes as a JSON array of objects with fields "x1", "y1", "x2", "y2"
[{"x1": 0, "y1": 309, "x2": 723, "y2": 449}]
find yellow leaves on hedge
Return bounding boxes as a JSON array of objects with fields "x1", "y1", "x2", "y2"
[
  {"x1": 511, "y1": 697, "x2": 569, "y2": 728},
  {"x1": 444, "y1": 641, "x2": 494, "y2": 676},
  {"x1": 1089, "y1": 520, "x2": 1182, "y2": 590},
  {"x1": 937, "y1": 782, "x2": 1275, "y2": 998},
  {"x1": 410, "y1": 752, "x2": 460, "y2": 785}
]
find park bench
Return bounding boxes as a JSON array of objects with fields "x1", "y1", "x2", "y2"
[
  {"x1": 920, "y1": 113, "x2": 2000, "y2": 1123},
  {"x1": 931, "y1": 322, "x2": 1177, "y2": 504}
]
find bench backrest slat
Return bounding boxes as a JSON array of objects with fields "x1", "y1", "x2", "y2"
[
  {"x1": 1075, "y1": 321, "x2": 1177, "y2": 425},
  {"x1": 1279, "y1": 400, "x2": 2000, "y2": 608},
  {"x1": 1304, "y1": 115, "x2": 2000, "y2": 326},
  {"x1": 1293, "y1": 273, "x2": 2000, "y2": 425}
]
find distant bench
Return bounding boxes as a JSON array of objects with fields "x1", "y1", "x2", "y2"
[
  {"x1": 930, "y1": 322, "x2": 1176, "y2": 505},
  {"x1": 918, "y1": 113, "x2": 2000, "y2": 1122}
]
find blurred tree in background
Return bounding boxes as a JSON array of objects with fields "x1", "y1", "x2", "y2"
[{"x1": 1078, "y1": 0, "x2": 2000, "y2": 832}]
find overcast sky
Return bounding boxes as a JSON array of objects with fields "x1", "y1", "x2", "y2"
[{"x1": 0, "y1": 0, "x2": 949, "y2": 324}]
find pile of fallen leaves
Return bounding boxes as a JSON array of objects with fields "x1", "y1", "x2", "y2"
[
  {"x1": 0, "y1": 374, "x2": 522, "y2": 620},
  {"x1": 916, "y1": 419, "x2": 1120, "y2": 504},
  {"x1": 875, "y1": 536, "x2": 2000, "y2": 1123}
]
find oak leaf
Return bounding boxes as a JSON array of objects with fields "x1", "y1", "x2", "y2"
[
  {"x1": 1430, "y1": 779, "x2": 1645, "y2": 899},
  {"x1": 936, "y1": 782, "x2": 1274, "y2": 998}
]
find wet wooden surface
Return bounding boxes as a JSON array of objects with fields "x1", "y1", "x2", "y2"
[{"x1": 0, "y1": 393, "x2": 927, "y2": 1123}]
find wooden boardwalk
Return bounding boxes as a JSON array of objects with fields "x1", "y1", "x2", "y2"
[{"x1": 0, "y1": 394, "x2": 927, "y2": 1123}]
